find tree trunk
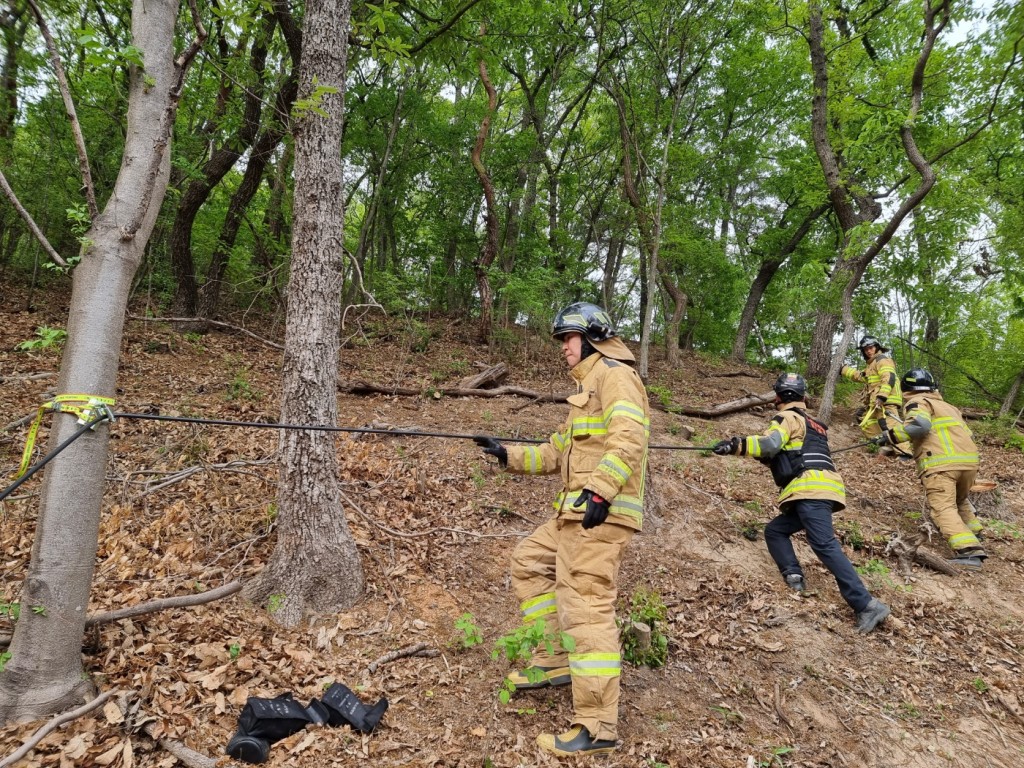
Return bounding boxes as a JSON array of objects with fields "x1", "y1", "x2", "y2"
[
  {"x1": 169, "y1": 14, "x2": 274, "y2": 317},
  {"x1": 197, "y1": 76, "x2": 298, "y2": 319},
  {"x1": 0, "y1": 0, "x2": 187, "y2": 722},
  {"x1": 243, "y1": 0, "x2": 363, "y2": 627},
  {"x1": 731, "y1": 203, "x2": 830, "y2": 361},
  {"x1": 470, "y1": 34, "x2": 499, "y2": 342},
  {"x1": 999, "y1": 370, "x2": 1024, "y2": 418}
]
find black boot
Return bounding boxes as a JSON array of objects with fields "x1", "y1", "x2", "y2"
[
  {"x1": 225, "y1": 693, "x2": 313, "y2": 764},
  {"x1": 321, "y1": 682, "x2": 389, "y2": 733}
]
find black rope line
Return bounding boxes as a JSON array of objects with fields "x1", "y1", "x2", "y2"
[
  {"x1": 1, "y1": 410, "x2": 722, "y2": 502},
  {"x1": 0, "y1": 415, "x2": 110, "y2": 502}
]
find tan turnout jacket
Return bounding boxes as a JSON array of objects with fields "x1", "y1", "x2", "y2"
[
  {"x1": 892, "y1": 391, "x2": 979, "y2": 477},
  {"x1": 842, "y1": 353, "x2": 903, "y2": 408},
  {"x1": 505, "y1": 347, "x2": 650, "y2": 530}
]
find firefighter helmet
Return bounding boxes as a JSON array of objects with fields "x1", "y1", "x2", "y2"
[
  {"x1": 859, "y1": 335, "x2": 882, "y2": 351},
  {"x1": 774, "y1": 372, "x2": 807, "y2": 402},
  {"x1": 551, "y1": 302, "x2": 617, "y2": 342},
  {"x1": 902, "y1": 368, "x2": 936, "y2": 392}
]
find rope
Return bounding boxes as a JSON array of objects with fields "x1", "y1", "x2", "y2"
[
  {"x1": 1, "y1": 413, "x2": 111, "y2": 501},
  {"x1": 1, "y1": 408, "x2": 720, "y2": 501}
]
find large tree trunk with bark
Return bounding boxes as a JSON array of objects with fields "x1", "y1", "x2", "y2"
[
  {"x1": 243, "y1": 0, "x2": 363, "y2": 627},
  {"x1": 0, "y1": 0, "x2": 188, "y2": 722}
]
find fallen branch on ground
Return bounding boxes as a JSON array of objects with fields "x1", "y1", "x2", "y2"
[
  {"x1": 367, "y1": 642, "x2": 439, "y2": 674},
  {"x1": 658, "y1": 390, "x2": 776, "y2": 418},
  {"x1": 85, "y1": 581, "x2": 243, "y2": 627},
  {"x1": 337, "y1": 378, "x2": 570, "y2": 402},
  {"x1": 129, "y1": 314, "x2": 283, "y2": 350},
  {"x1": 0, "y1": 689, "x2": 118, "y2": 768},
  {"x1": 885, "y1": 532, "x2": 958, "y2": 577},
  {"x1": 115, "y1": 694, "x2": 217, "y2": 768}
]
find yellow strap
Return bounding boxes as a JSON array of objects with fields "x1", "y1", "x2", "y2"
[
  {"x1": 16, "y1": 394, "x2": 115, "y2": 479},
  {"x1": 859, "y1": 403, "x2": 883, "y2": 430}
]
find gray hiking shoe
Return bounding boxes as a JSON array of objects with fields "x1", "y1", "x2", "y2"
[
  {"x1": 784, "y1": 574, "x2": 806, "y2": 593},
  {"x1": 855, "y1": 598, "x2": 890, "y2": 634}
]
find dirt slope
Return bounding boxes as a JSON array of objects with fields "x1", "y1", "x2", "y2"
[{"x1": 2, "y1": 290, "x2": 1024, "y2": 768}]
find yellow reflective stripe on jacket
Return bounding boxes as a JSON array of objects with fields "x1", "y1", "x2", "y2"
[
  {"x1": 521, "y1": 592, "x2": 557, "y2": 621},
  {"x1": 920, "y1": 453, "x2": 979, "y2": 470},
  {"x1": 521, "y1": 446, "x2": 545, "y2": 474},
  {"x1": 779, "y1": 469, "x2": 846, "y2": 502},
  {"x1": 606, "y1": 400, "x2": 646, "y2": 425},
  {"x1": 553, "y1": 491, "x2": 643, "y2": 525},
  {"x1": 597, "y1": 454, "x2": 633, "y2": 484},
  {"x1": 552, "y1": 429, "x2": 569, "y2": 451},
  {"x1": 571, "y1": 416, "x2": 609, "y2": 436},
  {"x1": 568, "y1": 652, "x2": 620, "y2": 677}
]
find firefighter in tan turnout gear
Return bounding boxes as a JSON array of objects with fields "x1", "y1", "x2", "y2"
[
  {"x1": 879, "y1": 369, "x2": 986, "y2": 568},
  {"x1": 841, "y1": 335, "x2": 909, "y2": 454},
  {"x1": 473, "y1": 302, "x2": 649, "y2": 757},
  {"x1": 712, "y1": 373, "x2": 890, "y2": 634}
]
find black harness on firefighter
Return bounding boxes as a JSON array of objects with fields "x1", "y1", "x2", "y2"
[{"x1": 762, "y1": 408, "x2": 837, "y2": 488}]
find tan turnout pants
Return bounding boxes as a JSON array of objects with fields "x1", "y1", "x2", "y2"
[
  {"x1": 511, "y1": 517, "x2": 633, "y2": 742},
  {"x1": 922, "y1": 468, "x2": 983, "y2": 552}
]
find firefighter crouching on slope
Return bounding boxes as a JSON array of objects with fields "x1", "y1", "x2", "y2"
[
  {"x1": 472, "y1": 302, "x2": 649, "y2": 758},
  {"x1": 712, "y1": 373, "x2": 890, "y2": 634},
  {"x1": 877, "y1": 369, "x2": 987, "y2": 568},
  {"x1": 841, "y1": 335, "x2": 910, "y2": 455}
]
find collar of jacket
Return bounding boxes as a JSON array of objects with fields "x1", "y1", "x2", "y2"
[
  {"x1": 905, "y1": 390, "x2": 942, "y2": 403},
  {"x1": 570, "y1": 352, "x2": 603, "y2": 383},
  {"x1": 777, "y1": 401, "x2": 807, "y2": 413}
]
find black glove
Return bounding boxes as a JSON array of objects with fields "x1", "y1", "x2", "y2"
[
  {"x1": 873, "y1": 431, "x2": 891, "y2": 446},
  {"x1": 472, "y1": 435, "x2": 507, "y2": 467},
  {"x1": 875, "y1": 396, "x2": 887, "y2": 410},
  {"x1": 573, "y1": 489, "x2": 610, "y2": 529},
  {"x1": 712, "y1": 437, "x2": 740, "y2": 456}
]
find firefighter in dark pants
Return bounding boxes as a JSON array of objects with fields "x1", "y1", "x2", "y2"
[
  {"x1": 841, "y1": 335, "x2": 909, "y2": 455},
  {"x1": 473, "y1": 302, "x2": 649, "y2": 758},
  {"x1": 712, "y1": 373, "x2": 890, "y2": 634},
  {"x1": 879, "y1": 369, "x2": 986, "y2": 568}
]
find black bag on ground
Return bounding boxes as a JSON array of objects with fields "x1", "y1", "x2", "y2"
[
  {"x1": 320, "y1": 682, "x2": 389, "y2": 733},
  {"x1": 225, "y1": 693, "x2": 313, "y2": 764}
]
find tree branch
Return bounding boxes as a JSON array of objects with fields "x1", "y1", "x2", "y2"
[
  {"x1": 0, "y1": 169, "x2": 67, "y2": 267},
  {"x1": 0, "y1": 690, "x2": 118, "y2": 768},
  {"x1": 26, "y1": 0, "x2": 96, "y2": 219},
  {"x1": 84, "y1": 581, "x2": 242, "y2": 627}
]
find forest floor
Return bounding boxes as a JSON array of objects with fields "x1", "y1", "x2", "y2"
[{"x1": 2, "y1": 286, "x2": 1024, "y2": 768}]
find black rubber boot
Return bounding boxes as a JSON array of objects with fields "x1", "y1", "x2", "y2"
[
  {"x1": 225, "y1": 692, "x2": 313, "y2": 763},
  {"x1": 537, "y1": 725, "x2": 617, "y2": 757},
  {"x1": 225, "y1": 731, "x2": 270, "y2": 764},
  {"x1": 321, "y1": 683, "x2": 389, "y2": 733}
]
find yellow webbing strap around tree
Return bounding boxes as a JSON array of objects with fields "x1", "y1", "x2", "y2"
[{"x1": 15, "y1": 394, "x2": 115, "y2": 479}]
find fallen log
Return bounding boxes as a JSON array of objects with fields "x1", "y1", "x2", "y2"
[
  {"x1": 337, "y1": 379, "x2": 570, "y2": 402},
  {"x1": 885, "y1": 532, "x2": 958, "y2": 577},
  {"x1": 458, "y1": 362, "x2": 508, "y2": 389},
  {"x1": 661, "y1": 390, "x2": 776, "y2": 418}
]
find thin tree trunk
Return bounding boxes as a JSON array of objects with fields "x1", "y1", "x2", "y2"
[
  {"x1": 0, "y1": 0, "x2": 193, "y2": 722},
  {"x1": 999, "y1": 370, "x2": 1024, "y2": 418},
  {"x1": 731, "y1": 203, "x2": 830, "y2": 361},
  {"x1": 169, "y1": 14, "x2": 274, "y2": 317},
  {"x1": 470, "y1": 29, "x2": 499, "y2": 341},
  {"x1": 243, "y1": 0, "x2": 363, "y2": 627}
]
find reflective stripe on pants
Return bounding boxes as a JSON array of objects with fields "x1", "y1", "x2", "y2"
[
  {"x1": 923, "y1": 468, "x2": 982, "y2": 552},
  {"x1": 510, "y1": 517, "x2": 633, "y2": 741}
]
